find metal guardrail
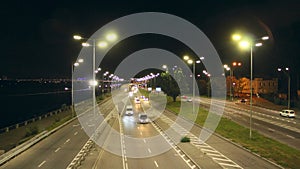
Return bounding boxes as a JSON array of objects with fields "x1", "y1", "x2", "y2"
[
  {"x1": 0, "y1": 114, "x2": 77, "y2": 166},
  {"x1": 0, "y1": 97, "x2": 112, "y2": 167},
  {"x1": 0, "y1": 106, "x2": 71, "y2": 134}
]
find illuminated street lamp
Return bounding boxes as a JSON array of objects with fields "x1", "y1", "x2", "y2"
[
  {"x1": 72, "y1": 59, "x2": 84, "y2": 117},
  {"x1": 74, "y1": 33, "x2": 117, "y2": 116},
  {"x1": 232, "y1": 33, "x2": 269, "y2": 139},
  {"x1": 278, "y1": 67, "x2": 291, "y2": 110},
  {"x1": 183, "y1": 55, "x2": 201, "y2": 114},
  {"x1": 224, "y1": 64, "x2": 233, "y2": 100}
]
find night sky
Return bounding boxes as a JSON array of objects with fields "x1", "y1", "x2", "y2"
[{"x1": 0, "y1": 0, "x2": 299, "y2": 83}]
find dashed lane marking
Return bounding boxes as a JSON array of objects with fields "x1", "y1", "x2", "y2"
[
  {"x1": 54, "y1": 147, "x2": 61, "y2": 153},
  {"x1": 154, "y1": 160, "x2": 159, "y2": 168},
  {"x1": 38, "y1": 160, "x2": 46, "y2": 168}
]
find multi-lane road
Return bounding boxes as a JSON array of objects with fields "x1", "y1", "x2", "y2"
[
  {"x1": 1, "y1": 84, "x2": 286, "y2": 169},
  {"x1": 198, "y1": 97, "x2": 300, "y2": 150}
]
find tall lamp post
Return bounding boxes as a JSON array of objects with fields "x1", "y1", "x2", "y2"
[
  {"x1": 232, "y1": 62, "x2": 242, "y2": 99},
  {"x1": 278, "y1": 67, "x2": 291, "y2": 110},
  {"x1": 71, "y1": 59, "x2": 84, "y2": 117},
  {"x1": 73, "y1": 33, "x2": 117, "y2": 116},
  {"x1": 223, "y1": 65, "x2": 233, "y2": 100},
  {"x1": 183, "y1": 55, "x2": 201, "y2": 114},
  {"x1": 224, "y1": 62, "x2": 242, "y2": 101},
  {"x1": 232, "y1": 33, "x2": 269, "y2": 139}
]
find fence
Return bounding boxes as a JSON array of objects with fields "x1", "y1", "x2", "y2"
[{"x1": 0, "y1": 106, "x2": 71, "y2": 134}]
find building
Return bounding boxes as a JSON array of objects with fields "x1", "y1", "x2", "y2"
[{"x1": 228, "y1": 77, "x2": 278, "y2": 96}]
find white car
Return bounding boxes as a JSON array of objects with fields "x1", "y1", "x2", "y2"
[
  {"x1": 125, "y1": 105, "x2": 134, "y2": 115},
  {"x1": 138, "y1": 113, "x2": 149, "y2": 124},
  {"x1": 280, "y1": 109, "x2": 295, "y2": 118}
]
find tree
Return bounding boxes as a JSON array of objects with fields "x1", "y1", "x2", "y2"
[{"x1": 157, "y1": 67, "x2": 189, "y2": 102}]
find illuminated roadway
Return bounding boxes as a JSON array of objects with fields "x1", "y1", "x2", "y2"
[
  {"x1": 79, "y1": 85, "x2": 280, "y2": 169},
  {"x1": 2, "y1": 84, "x2": 282, "y2": 169}
]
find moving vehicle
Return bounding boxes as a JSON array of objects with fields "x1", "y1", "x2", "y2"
[
  {"x1": 280, "y1": 109, "x2": 295, "y2": 118},
  {"x1": 138, "y1": 113, "x2": 149, "y2": 124},
  {"x1": 125, "y1": 105, "x2": 134, "y2": 115},
  {"x1": 135, "y1": 98, "x2": 141, "y2": 104},
  {"x1": 240, "y1": 98, "x2": 247, "y2": 103}
]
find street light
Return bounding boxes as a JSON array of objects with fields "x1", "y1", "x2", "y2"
[
  {"x1": 278, "y1": 67, "x2": 291, "y2": 110},
  {"x1": 224, "y1": 64, "x2": 233, "y2": 100},
  {"x1": 73, "y1": 33, "x2": 117, "y2": 116},
  {"x1": 232, "y1": 33, "x2": 269, "y2": 139},
  {"x1": 224, "y1": 62, "x2": 242, "y2": 100},
  {"x1": 72, "y1": 59, "x2": 84, "y2": 117},
  {"x1": 183, "y1": 55, "x2": 201, "y2": 114}
]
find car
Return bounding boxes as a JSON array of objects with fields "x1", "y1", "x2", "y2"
[
  {"x1": 280, "y1": 109, "x2": 295, "y2": 118},
  {"x1": 240, "y1": 98, "x2": 247, "y2": 103},
  {"x1": 135, "y1": 98, "x2": 141, "y2": 104},
  {"x1": 187, "y1": 97, "x2": 192, "y2": 102},
  {"x1": 125, "y1": 105, "x2": 134, "y2": 115},
  {"x1": 138, "y1": 113, "x2": 149, "y2": 124}
]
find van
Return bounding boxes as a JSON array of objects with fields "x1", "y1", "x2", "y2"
[
  {"x1": 125, "y1": 105, "x2": 133, "y2": 115},
  {"x1": 280, "y1": 109, "x2": 295, "y2": 118}
]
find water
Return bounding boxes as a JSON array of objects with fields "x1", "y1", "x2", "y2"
[{"x1": 0, "y1": 80, "x2": 71, "y2": 128}]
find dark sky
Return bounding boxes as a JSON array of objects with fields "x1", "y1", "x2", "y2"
[{"x1": 0, "y1": 0, "x2": 299, "y2": 81}]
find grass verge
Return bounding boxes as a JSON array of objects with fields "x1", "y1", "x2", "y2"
[{"x1": 166, "y1": 98, "x2": 300, "y2": 169}]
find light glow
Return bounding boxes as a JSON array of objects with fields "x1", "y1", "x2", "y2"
[
  {"x1": 73, "y1": 35, "x2": 82, "y2": 40},
  {"x1": 183, "y1": 55, "x2": 189, "y2": 60},
  {"x1": 255, "y1": 43, "x2": 263, "y2": 47},
  {"x1": 239, "y1": 41, "x2": 250, "y2": 49},
  {"x1": 98, "y1": 41, "x2": 108, "y2": 48},
  {"x1": 82, "y1": 42, "x2": 90, "y2": 47},
  {"x1": 187, "y1": 60, "x2": 193, "y2": 64},
  {"x1": 262, "y1": 36, "x2": 269, "y2": 40},
  {"x1": 106, "y1": 33, "x2": 117, "y2": 42},
  {"x1": 232, "y1": 34, "x2": 241, "y2": 41},
  {"x1": 89, "y1": 80, "x2": 98, "y2": 86}
]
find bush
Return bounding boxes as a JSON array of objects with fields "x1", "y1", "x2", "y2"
[
  {"x1": 25, "y1": 126, "x2": 39, "y2": 137},
  {"x1": 61, "y1": 104, "x2": 67, "y2": 111},
  {"x1": 180, "y1": 136, "x2": 190, "y2": 142}
]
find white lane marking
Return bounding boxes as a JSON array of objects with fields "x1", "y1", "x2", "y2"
[
  {"x1": 148, "y1": 148, "x2": 152, "y2": 153},
  {"x1": 143, "y1": 139, "x2": 146, "y2": 143},
  {"x1": 268, "y1": 128, "x2": 275, "y2": 132},
  {"x1": 154, "y1": 160, "x2": 159, "y2": 167},
  {"x1": 54, "y1": 147, "x2": 61, "y2": 152},
  {"x1": 213, "y1": 157, "x2": 231, "y2": 162},
  {"x1": 38, "y1": 160, "x2": 46, "y2": 168},
  {"x1": 74, "y1": 132, "x2": 78, "y2": 135},
  {"x1": 219, "y1": 162, "x2": 242, "y2": 167},
  {"x1": 65, "y1": 138, "x2": 70, "y2": 144},
  {"x1": 286, "y1": 134, "x2": 295, "y2": 139}
]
